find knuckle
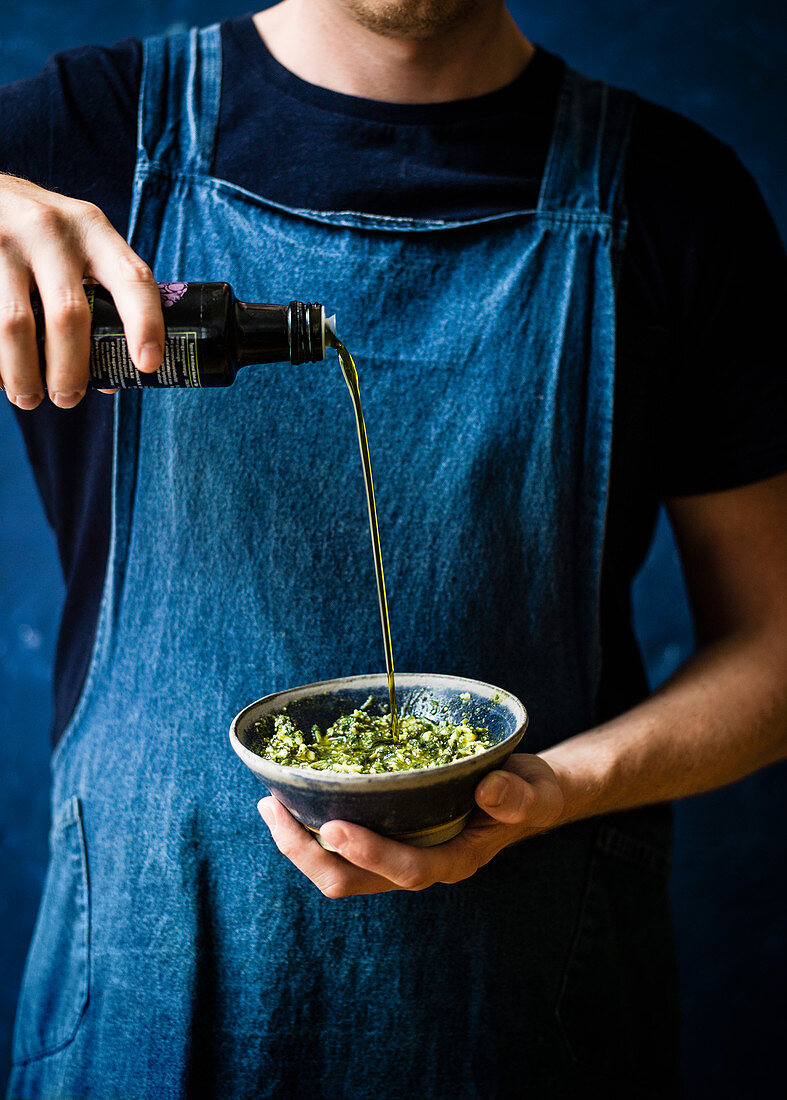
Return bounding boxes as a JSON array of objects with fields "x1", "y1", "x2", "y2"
[
  {"x1": 77, "y1": 200, "x2": 109, "y2": 232},
  {"x1": 0, "y1": 300, "x2": 33, "y2": 338},
  {"x1": 441, "y1": 861, "x2": 476, "y2": 886},
  {"x1": 117, "y1": 253, "x2": 156, "y2": 287},
  {"x1": 0, "y1": 227, "x2": 22, "y2": 256},
  {"x1": 439, "y1": 869, "x2": 468, "y2": 885},
  {"x1": 275, "y1": 836, "x2": 299, "y2": 861},
  {"x1": 399, "y1": 867, "x2": 432, "y2": 892},
  {"x1": 439, "y1": 838, "x2": 484, "y2": 885},
  {"x1": 25, "y1": 203, "x2": 67, "y2": 236},
  {"x1": 442, "y1": 858, "x2": 479, "y2": 886},
  {"x1": 512, "y1": 783, "x2": 536, "y2": 819},
  {"x1": 341, "y1": 839, "x2": 366, "y2": 864},
  {"x1": 317, "y1": 878, "x2": 348, "y2": 900},
  {"x1": 47, "y1": 294, "x2": 91, "y2": 331}
]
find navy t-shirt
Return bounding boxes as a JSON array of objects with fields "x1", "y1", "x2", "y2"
[{"x1": 3, "y1": 14, "x2": 786, "y2": 745}]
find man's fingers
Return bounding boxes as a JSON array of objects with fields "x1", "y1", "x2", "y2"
[
  {"x1": 258, "y1": 797, "x2": 397, "y2": 898},
  {"x1": 318, "y1": 819, "x2": 479, "y2": 890},
  {"x1": 85, "y1": 217, "x2": 164, "y2": 373},
  {"x1": 31, "y1": 245, "x2": 93, "y2": 407},
  {"x1": 0, "y1": 258, "x2": 41, "y2": 409}
]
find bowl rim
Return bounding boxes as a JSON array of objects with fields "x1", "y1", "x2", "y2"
[{"x1": 229, "y1": 672, "x2": 528, "y2": 787}]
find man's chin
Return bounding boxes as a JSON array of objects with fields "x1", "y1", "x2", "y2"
[{"x1": 335, "y1": 0, "x2": 485, "y2": 40}]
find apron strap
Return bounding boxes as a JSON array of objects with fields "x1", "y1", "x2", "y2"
[
  {"x1": 137, "y1": 23, "x2": 222, "y2": 175},
  {"x1": 537, "y1": 67, "x2": 636, "y2": 216}
]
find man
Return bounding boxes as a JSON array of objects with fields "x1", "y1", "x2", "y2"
[{"x1": 2, "y1": 2, "x2": 785, "y2": 1097}]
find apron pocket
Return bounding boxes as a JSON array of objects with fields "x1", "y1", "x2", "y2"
[
  {"x1": 554, "y1": 820, "x2": 680, "y2": 1097},
  {"x1": 11, "y1": 795, "x2": 90, "y2": 1065}
]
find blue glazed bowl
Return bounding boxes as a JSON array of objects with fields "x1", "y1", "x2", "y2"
[{"x1": 229, "y1": 673, "x2": 528, "y2": 847}]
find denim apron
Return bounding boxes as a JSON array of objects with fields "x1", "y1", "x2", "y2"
[{"x1": 9, "y1": 24, "x2": 680, "y2": 1100}]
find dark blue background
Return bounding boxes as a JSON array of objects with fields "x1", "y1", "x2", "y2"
[{"x1": 1, "y1": 2, "x2": 784, "y2": 1094}]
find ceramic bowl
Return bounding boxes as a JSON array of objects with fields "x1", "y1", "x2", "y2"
[{"x1": 229, "y1": 672, "x2": 528, "y2": 848}]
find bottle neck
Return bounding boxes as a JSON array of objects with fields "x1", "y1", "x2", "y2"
[{"x1": 234, "y1": 300, "x2": 327, "y2": 366}]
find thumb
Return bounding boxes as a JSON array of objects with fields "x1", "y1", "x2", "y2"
[{"x1": 475, "y1": 770, "x2": 536, "y2": 824}]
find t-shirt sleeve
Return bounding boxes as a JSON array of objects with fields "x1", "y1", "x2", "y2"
[
  {"x1": 0, "y1": 37, "x2": 141, "y2": 236},
  {"x1": 627, "y1": 101, "x2": 787, "y2": 497}
]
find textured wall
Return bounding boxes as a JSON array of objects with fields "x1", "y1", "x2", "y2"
[{"x1": 0, "y1": 2, "x2": 784, "y2": 1094}]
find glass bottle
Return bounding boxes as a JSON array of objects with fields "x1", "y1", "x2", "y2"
[{"x1": 32, "y1": 282, "x2": 334, "y2": 388}]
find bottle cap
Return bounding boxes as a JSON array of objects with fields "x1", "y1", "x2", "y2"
[{"x1": 288, "y1": 301, "x2": 332, "y2": 363}]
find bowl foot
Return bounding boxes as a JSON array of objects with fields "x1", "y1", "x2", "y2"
[{"x1": 306, "y1": 812, "x2": 470, "y2": 851}]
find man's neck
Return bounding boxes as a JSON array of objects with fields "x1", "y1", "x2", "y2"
[{"x1": 253, "y1": 1, "x2": 534, "y2": 104}]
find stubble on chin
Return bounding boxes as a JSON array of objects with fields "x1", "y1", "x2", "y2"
[{"x1": 333, "y1": 0, "x2": 486, "y2": 39}]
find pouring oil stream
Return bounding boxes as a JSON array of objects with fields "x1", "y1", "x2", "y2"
[{"x1": 327, "y1": 329, "x2": 399, "y2": 739}]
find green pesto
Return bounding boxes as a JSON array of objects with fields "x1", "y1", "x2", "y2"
[{"x1": 256, "y1": 709, "x2": 492, "y2": 774}]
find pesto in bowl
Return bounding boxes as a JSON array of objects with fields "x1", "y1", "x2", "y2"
[{"x1": 254, "y1": 703, "x2": 492, "y2": 774}]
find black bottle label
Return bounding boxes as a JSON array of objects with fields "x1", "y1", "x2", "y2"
[
  {"x1": 86, "y1": 282, "x2": 202, "y2": 388},
  {"x1": 89, "y1": 334, "x2": 201, "y2": 387},
  {"x1": 90, "y1": 332, "x2": 201, "y2": 387}
]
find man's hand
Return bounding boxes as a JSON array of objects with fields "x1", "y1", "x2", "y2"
[
  {"x1": 0, "y1": 174, "x2": 165, "y2": 409},
  {"x1": 257, "y1": 755, "x2": 565, "y2": 898}
]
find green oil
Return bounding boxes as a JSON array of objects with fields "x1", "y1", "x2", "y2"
[{"x1": 329, "y1": 335, "x2": 399, "y2": 739}]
